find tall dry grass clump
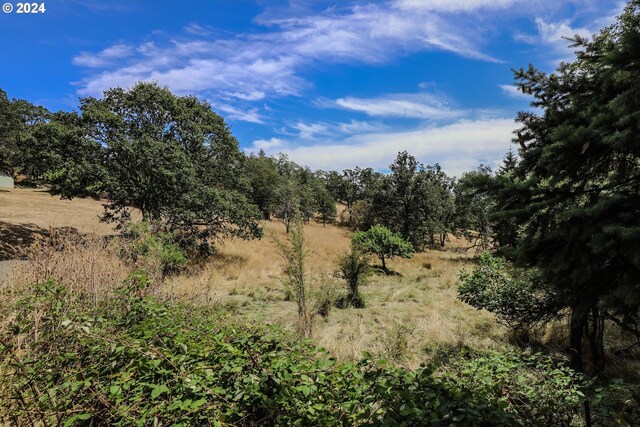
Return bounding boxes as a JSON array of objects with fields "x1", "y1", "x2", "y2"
[
  {"x1": 0, "y1": 229, "x2": 130, "y2": 374},
  {"x1": 10, "y1": 228, "x2": 128, "y2": 302},
  {"x1": 273, "y1": 218, "x2": 313, "y2": 338}
]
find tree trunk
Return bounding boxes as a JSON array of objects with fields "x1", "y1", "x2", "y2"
[
  {"x1": 587, "y1": 306, "x2": 606, "y2": 375},
  {"x1": 381, "y1": 255, "x2": 386, "y2": 271},
  {"x1": 569, "y1": 300, "x2": 591, "y2": 372}
]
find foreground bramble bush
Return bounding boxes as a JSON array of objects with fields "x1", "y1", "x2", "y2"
[{"x1": 0, "y1": 274, "x2": 632, "y2": 426}]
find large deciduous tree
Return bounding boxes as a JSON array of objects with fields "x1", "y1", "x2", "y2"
[
  {"x1": 78, "y1": 82, "x2": 262, "y2": 253},
  {"x1": 245, "y1": 150, "x2": 283, "y2": 220},
  {"x1": 0, "y1": 89, "x2": 18, "y2": 176},
  {"x1": 0, "y1": 91, "x2": 50, "y2": 178},
  {"x1": 454, "y1": 166, "x2": 497, "y2": 251},
  {"x1": 369, "y1": 152, "x2": 454, "y2": 249}
]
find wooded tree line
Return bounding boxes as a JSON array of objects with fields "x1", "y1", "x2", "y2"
[
  {"x1": 0, "y1": 83, "x2": 499, "y2": 254},
  {"x1": 321, "y1": 153, "x2": 514, "y2": 251}
]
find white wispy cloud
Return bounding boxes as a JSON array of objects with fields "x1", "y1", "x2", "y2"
[
  {"x1": 499, "y1": 84, "x2": 531, "y2": 100},
  {"x1": 213, "y1": 104, "x2": 266, "y2": 124},
  {"x1": 249, "y1": 118, "x2": 516, "y2": 176},
  {"x1": 283, "y1": 119, "x2": 388, "y2": 140},
  {"x1": 291, "y1": 121, "x2": 331, "y2": 139},
  {"x1": 327, "y1": 93, "x2": 464, "y2": 120},
  {"x1": 250, "y1": 137, "x2": 285, "y2": 151},
  {"x1": 393, "y1": 0, "x2": 522, "y2": 13},
  {"x1": 72, "y1": 44, "x2": 133, "y2": 68},
  {"x1": 533, "y1": 18, "x2": 592, "y2": 58},
  {"x1": 517, "y1": 2, "x2": 624, "y2": 64},
  {"x1": 72, "y1": 0, "x2": 510, "y2": 102},
  {"x1": 337, "y1": 120, "x2": 387, "y2": 134},
  {"x1": 185, "y1": 23, "x2": 213, "y2": 36},
  {"x1": 69, "y1": 0, "x2": 621, "y2": 126}
]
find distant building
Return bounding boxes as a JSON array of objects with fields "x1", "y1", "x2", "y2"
[{"x1": 0, "y1": 174, "x2": 14, "y2": 188}]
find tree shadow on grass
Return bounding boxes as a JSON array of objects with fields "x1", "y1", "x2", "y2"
[
  {"x1": 0, "y1": 221, "x2": 49, "y2": 261},
  {"x1": 372, "y1": 266, "x2": 402, "y2": 277},
  {"x1": 0, "y1": 221, "x2": 86, "y2": 261}
]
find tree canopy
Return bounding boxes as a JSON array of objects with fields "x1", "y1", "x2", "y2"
[
  {"x1": 491, "y1": 1, "x2": 640, "y2": 372},
  {"x1": 76, "y1": 82, "x2": 262, "y2": 253},
  {"x1": 352, "y1": 224, "x2": 414, "y2": 271}
]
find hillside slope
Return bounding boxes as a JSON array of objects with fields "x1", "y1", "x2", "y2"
[{"x1": 1, "y1": 188, "x2": 505, "y2": 365}]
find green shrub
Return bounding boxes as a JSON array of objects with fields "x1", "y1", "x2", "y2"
[
  {"x1": 458, "y1": 252, "x2": 555, "y2": 330},
  {"x1": 121, "y1": 221, "x2": 188, "y2": 276},
  {"x1": 313, "y1": 278, "x2": 344, "y2": 318},
  {"x1": 0, "y1": 278, "x2": 610, "y2": 426},
  {"x1": 437, "y1": 350, "x2": 586, "y2": 426},
  {"x1": 590, "y1": 379, "x2": 640, "y2": 426},
  {"x1": 352, "y1": 225, "x2": 414, "y2": 271},
  {"x1": 337, "y1": 247, "x2": 371, "y2": 308}
]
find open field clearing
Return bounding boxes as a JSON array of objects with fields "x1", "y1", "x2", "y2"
[
  {"x1": 162, "y1": 219, "x2": 506, "y2": 366},
  {"x1": 0, "y1": 188, "x2": 113, "y2": 235},
  {"x1": 1, "y1": 188, "x2": 505, "y2": 365}
]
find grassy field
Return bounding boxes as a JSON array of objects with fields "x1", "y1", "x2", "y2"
[
  {"x1": 161, "y1": 218, "x2": 506, "y2": 366},
  {"x1": 0, "y1": 188, "x2": 506, "y2": 366}
]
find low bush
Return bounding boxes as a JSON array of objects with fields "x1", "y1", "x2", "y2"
[
  {"x1": 0, "y1": 275, "x2": 630, "y2": 426},
  {"x1": 121, "y1": 221, "x2": 188, "y2": 277},
  {"x1": 337, "y1": 248, "x2": 370, "y2": 308},
  {"x1": 458, "y1": 252, "x2": 556, "y2": 330}
]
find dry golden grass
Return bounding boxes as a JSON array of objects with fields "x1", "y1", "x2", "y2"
[
  {"x1": 7, "y1": 229, "x2": 129, "y2": 302},
  {"x1": 0, "y1": 188, "x2": 113, "y2": 235},
  {"x1": 1, "y1": 189, "x2": 508, "y2": 366},
  {"x1": 311, "y1": 251, "x2": 506, "y2": 367},
  {"x1": 161, "y1": 219, "x2": 507, "y2": 367},
  {"x1": 163, "y1": 220, "x2": 351, "y2": 300}
]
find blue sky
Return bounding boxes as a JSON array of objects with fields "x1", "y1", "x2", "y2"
[{"x1": 0, "y1": 0, "x2": 625, "y2": 176}]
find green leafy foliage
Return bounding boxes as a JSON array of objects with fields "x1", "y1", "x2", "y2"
[
  {"x1": 492, "y1": 1, "x2": 640, "y2": 372},
  {"x1": 244, "y1": 151, "x2": 283, "y2": 220},
  {"x1": 315, "y1": 184, "x2": 337, "y2": 226},
  {"x1": 272, "y1": 217, "x2": 312, "y2": 337},
  {"x1": 79, "y1": 82, "x2": 263, "y2": 254},
  {"x1": 458, "y1": 252, "x2": 557, "y2": 330},
  {"x1": 367, "y1": 152, "x2": 455, "y2": 249},
  {"x1": 120, "y1": 221, "x2": 188, "y2": 275},
  {"x1": 0, "y1": 90, "x2": 50, "y2": 178},
  {"x1": 353, "y1": 224, "x2": 414, "y2": 271},
  {"x1": 438, "y1": 350, "x2": 586, "y2": 426},
  {"x1": 454, "y1": 166, "x2": 497, "y2": 251},
  {"x1": 0, "y1": 279, "x2": 601, "y2": 426},
  {"x1": 590, "y1": 379, "x2": 640, "y2": 426},
  {"x1": 337, "y1": 247, "x2": 371, "y2": 308}
]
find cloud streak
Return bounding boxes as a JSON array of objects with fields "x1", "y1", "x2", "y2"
[
  {"x1": 517, "y1": 3, "x2": 624, "y2": 65},
  {"x1": 327, "y1": 93, "x2": 465, "y2": 120},
  {"x1": 499, "y1": 84, "x2": 531, "y2": 100},
  {"x1": 72, "y1": 44, "x2": 134, "y2": 68},
  {"x1": 249, "y1": 118, "x2": 517, "y2": 176},
  {"x1": 72, "y1": 0, "x2": 510, "y2": 104}
]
